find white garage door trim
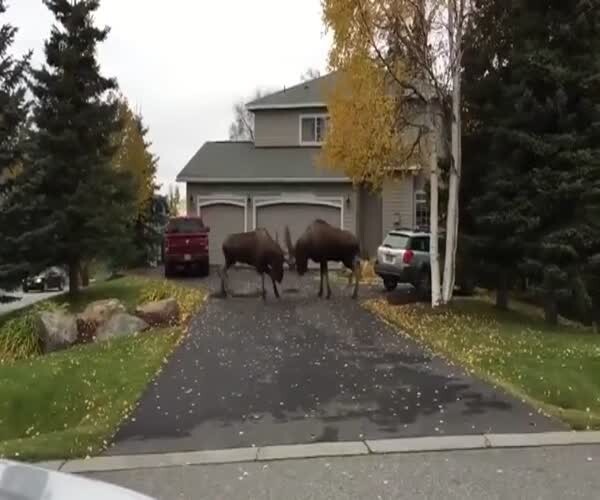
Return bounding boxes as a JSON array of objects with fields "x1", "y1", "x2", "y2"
[
  {"x1": 197, "y1": 197, "x2": 248, "y2": 232},
  {"x1": 252, "y1": 196, "x2": 345, "y2": 231}
]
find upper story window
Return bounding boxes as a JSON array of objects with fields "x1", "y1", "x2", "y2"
[{"x1": 300, "y1": 114, "x2": 329, "y2": 145}]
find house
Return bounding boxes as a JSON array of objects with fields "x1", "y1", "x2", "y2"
[{"x1": 176, "y1": 72, "x2": 440, "y2": 265}]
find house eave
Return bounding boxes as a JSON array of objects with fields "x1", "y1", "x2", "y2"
[
  {"x1": 177, "y1": 176, "x2": 351, "y2": 184},
  {"x1": 247, "y1": 102, "x2": 327, "y2": 111}
]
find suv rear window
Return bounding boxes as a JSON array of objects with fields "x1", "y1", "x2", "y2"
[
  {"x1": 410, "y1": 237, "x2": 430, "y2": 252},
  {"x1": 166, "y1": 218, "x2": 205, "y2": 234},
  {"x1": 382, "y1": 233, "x2": 410, "y2": 249}
]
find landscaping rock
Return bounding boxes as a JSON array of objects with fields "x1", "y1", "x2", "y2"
[
  {"x1": 77, "y1": 299, "x2": 127, "y2": 342},
  {"x1": 79, "y1": 299, "x2": 126, "y2": 325},
  {"x1": 95, "y1": 313, "x2": 149, "y2": 342},
  {"x1": 37, "y1": 311, "x2": 78, "y2": 353},
  {"x1": 135, "y1": 298, "x2": 180, "y2": 326}
]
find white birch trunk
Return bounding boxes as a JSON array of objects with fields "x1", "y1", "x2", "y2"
[
  {"x1": 428, "y1": 103, "x2": 442, "y2": 308},
  {"x1": 442, "y1": 0, "x2": 463, "y2": 304}
]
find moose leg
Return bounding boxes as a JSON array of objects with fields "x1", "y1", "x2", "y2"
[
  {"x1": 220, "y1": 265, "x2": 228, "y2": 297},
  {"x1": 324, "y1": 262, "x2": 332, "y2": 300},
  {"x1": 271, "y1": 277, "x2": 280, "y2": 299},
  {"x1": 352, "y1": 256, "x2": 361, "y2": 300},
  {"x1": 261, "y1": 273, "x2": 267, "y2": 301},
  {"x1": 318, "y1": 262, "x2": 325, "y2": 298}
]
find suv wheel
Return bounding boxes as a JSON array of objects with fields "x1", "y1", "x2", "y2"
[
  {"x1": 415, "y1": 269, "x2": 431, "y2": 301},
  {"x1": 383, "y1": 278, "x2": 398, "y2": 292},
  {"x1": 164, "y1": 263, "x2": 173, "y2": 279}
]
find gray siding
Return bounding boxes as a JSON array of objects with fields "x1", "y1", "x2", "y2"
[
  {"x1": 187, "y1": 182, "x2": 356, "y2": 235},
  {"x1": 382, "y1": 176, "x2": 415, "y2": 236},
  {"x1": 253, "y1": 107, "x2": 328, "y2": 147},
  {"x1": 357, "y1": 186, "x2": 383, "y2": 258}
]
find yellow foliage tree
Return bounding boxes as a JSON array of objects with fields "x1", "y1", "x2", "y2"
[
  {"x1": 112, "y1": 96, "x2": 157, "y2": 224},
  {"x1": 319, "y1": 57, "x2": 413, "y2": 189},
  {"x1": 319, "y1": 2, "x2": 428, "y2": 190},
  {"x1": 320, "y1": 0, "x2": 449, "y2": 306}
]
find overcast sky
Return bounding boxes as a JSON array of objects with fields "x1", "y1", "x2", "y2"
[{"x1": 4, "y1": 0, "x2": 332, "y2": 195}]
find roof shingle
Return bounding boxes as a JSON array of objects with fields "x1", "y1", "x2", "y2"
[
  {"x1": 176, "y1": 141, "x2": 349, "y2": 183},
  {"x1": 246, "y1": 73, "x2": 338, "y2": 110}
]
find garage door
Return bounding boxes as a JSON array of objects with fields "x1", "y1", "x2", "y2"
[
  {"x1": 199, "y1": 203, "x2": 245, "y2": 265},
  {"x1": 255, "y1": 202, "x2": 342, "y2": 268}
]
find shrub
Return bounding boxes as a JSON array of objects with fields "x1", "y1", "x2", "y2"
[
  {"x1": 0, "y1": 313, "x2": 41, "y2": 363},
  {"x1": 138, "y1": 280, "x2": 205, "y2": 323}
]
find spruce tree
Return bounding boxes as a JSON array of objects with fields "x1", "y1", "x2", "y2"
[
  {"x1": 0, "y1": 0, "x2": 135, "y2": 295},
  {"x1": 462, "y1": 0, "x2": 535, "y2": 309},
  {"x1": 464, "y1": 0, "x2": 600, "y2": 323},
  {"x1": 0, "y1": 0, "x2": 29, "y2": 190},
  {"x1": 0, "y1": 0, "x2": 31, "y2": 290},
  {"x1": 511, "y1": 0, "x2": 600, "y2": 324}
]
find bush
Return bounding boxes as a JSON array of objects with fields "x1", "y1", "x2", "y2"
[
  {"x1": 0, "y1": 302, "x2": 69, "y2": 363},
  {"x1": 138, "y1": 279, "x2": 205, "y2": 323},
  {"x1": 0, "y1": 313, "x2": 41, "y2": 362}
]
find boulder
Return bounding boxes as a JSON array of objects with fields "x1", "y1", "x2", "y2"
[
  {"x1": 95, "y1": 313, "x2": 149, "y2": 342},
  {"x1": 135, "y1": 298, "x2": 180, "y2": 326},
  {"x1": 37, "y1": 311, "x2": 78, "y2": 353},
  {"x1": 79, "y1": 299, "x2": 126, "y2": 325},
  {"x1": 77, "y1": 299, "x2": 127, "y2": 342}
]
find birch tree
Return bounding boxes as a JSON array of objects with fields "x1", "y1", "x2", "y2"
[
  {"x1": 442, "y1": 0, "x2": 467, "y2": 303},
  {"x1": 321, "y1": 0, "x2": 468, "y2": 306}
]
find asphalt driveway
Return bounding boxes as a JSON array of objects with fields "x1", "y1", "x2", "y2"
[{"x1": 108, "y1": 268, "x2": 563, "y2": 455}]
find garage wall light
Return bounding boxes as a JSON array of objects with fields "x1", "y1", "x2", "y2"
[{"x1": 346, "y1": 195, "x2": 351, "y2": 206}]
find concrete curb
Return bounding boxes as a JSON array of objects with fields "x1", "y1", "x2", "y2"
[{"x1": 36, "y1": 431, "x2": 600, "y2": 474}]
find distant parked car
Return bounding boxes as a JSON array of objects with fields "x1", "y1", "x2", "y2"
[
  {"x1": 374, "y1": 229, "x2": 474, "y2": 297},
  {"x1": 163, "y1": 216, "x2": 210, "y2": 277},
  {"x1": 22, "y1": 267, "x2": 66, "y2": 293}
]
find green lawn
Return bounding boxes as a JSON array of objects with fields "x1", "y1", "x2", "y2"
[
  {"x1": 366, "y1": 296, "x2": 600, "y2": 430},
  {"x1": 0, "y1": 276, "x2": 206, "y2": 461}
]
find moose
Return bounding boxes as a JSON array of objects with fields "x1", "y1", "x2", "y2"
[
  {"x1": 285, "y1": 219, "x2": 362, "y2": 299},
  {"x1": 220, "y1": 228, "x2": 286, "y2": 300}
]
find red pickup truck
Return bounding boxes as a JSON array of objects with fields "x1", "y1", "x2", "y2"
[{"x1": 163, "y1": 216, "x2": 210, "y2": 278}]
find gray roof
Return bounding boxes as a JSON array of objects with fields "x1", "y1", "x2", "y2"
[
  {"x1": 176, "y1": 141, "x2": 349, "y2": 183},
  {"x1": 246, "y1": 73, "x2": 338, "y2": 110}
]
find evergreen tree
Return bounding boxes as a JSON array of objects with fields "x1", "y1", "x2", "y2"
[
  {"x1": 0, "y1": 0, "x2": 31, "y2": 290},
  {"x1": 0, "y1": 0, "x2": 29, "y2": 191},
  {"x1": 167, "y1": 185, "x2": 180, "y2": 216},
  {"x1": 463, "y1": 0, "x2": 600, "y2": 323},
  {"x1": 111, "y1": 95, "x2": 160, "y2": 267},
  {"x1": 462, "y1": 0, "x2": 535, "y2": 309},
  {"x1": 0, "y1": 0, "x2": 135, "y2": 295}
]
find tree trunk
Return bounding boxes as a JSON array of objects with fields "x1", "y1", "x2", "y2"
[
  {"x1": 496, "y1": 272, "x2": 509, "y2": 310},
  {"x1": 428, "y1": 103, "x2": 442, "y2": 308},
  {"x1": 68, "y1": 258, "x2": 80, "y2": 296},
  {"x1": 80, "y1": 261, "x2": 90, "y2": 288},
  {"x1": 442, "y1": 0, "x2": 463, "y2": 305}
]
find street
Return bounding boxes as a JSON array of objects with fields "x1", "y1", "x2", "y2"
[
  {"x1": 85, "y1": 444, "x2": 600, "y2": 499},
  {"x1": 0, "y1": 289, "x2": 67, "y2": 317}
]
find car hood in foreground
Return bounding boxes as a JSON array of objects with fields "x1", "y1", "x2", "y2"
[{"x1": 0, "y1": 460, "x2": 155, "y2": 500}]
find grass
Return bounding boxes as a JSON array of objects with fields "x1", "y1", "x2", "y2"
[
  {"x1": 0, "y1": 275, "x2": 206, "y2": 461},
  {"x1": 366, "y1": 296, "x2": 600, "y2": 430}
]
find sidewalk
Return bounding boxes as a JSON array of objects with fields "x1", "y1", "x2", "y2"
[{"x1": 80, "y1": 443, "x2": 599, "y2": 500}]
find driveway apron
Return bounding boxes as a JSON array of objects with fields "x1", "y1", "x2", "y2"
[{"x1": 108, "y1": 270, "x2": 563, "y2": 455}]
